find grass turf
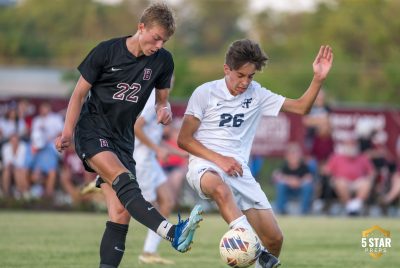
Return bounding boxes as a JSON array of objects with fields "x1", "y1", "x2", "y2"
[{"x1": 0, "y1": 211, "x2": 398, "y2": 267}]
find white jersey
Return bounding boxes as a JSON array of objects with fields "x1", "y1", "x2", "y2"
[
  {"x1": 134, "y1": 90, "x2": 164, "y2": 164},
  {"x1": 133, "y1": 90, "x2": 167, "y2": 201},
  {"x1": 185, "y1": 78, "x2": 285, "y2": 164}
]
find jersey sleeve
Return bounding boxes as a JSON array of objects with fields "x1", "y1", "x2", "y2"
[
  {"x1": 154, "y1": 51, "x2": 174, "y2": 89},
  {"x1": 258, "y1": 86, "x2": 285, "y2": 116},
  {"x1": 77, "y1": 42, "x2": 108, "y2": 85},
  {"x1": 184, "y1": 86, "x2": 208, "y2": 121}
]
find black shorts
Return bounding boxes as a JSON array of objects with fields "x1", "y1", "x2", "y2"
[{"x1": 74, "y1": 117, "x2": 136, "y2": 176}]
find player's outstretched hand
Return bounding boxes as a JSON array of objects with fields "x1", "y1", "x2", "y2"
[
  {"x1": 313, "y1": 45, "x2": 333, "y2": 81},
  {"x1": 215, "y1": 154, "x2": 243, "y2": 177},
  {"x1": 55, "y1": 134, "x2": 72, "y2": 153},
  {"x1": 156, "y1": 103, "x2": 173, "y2": 125}
]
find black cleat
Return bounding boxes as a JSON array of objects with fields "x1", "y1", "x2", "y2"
[{"x1": 257, "y1": 251, "x2": 281, "y2": 268}]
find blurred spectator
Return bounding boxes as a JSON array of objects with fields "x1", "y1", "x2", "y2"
[
  {"x1": 23, "y1": 129, "x2": 59, "y2": 199},
  {"x1": 0, "y1": 105, "x2": 27, "y2": 143},
  {"x1": 31, "y1": 101, "x2": 63, "y2": 144},
  {"x1": 274, "y1": 143, "x2": 314, "y2": 215},
  {"x1": 380, "y1": 171, "x2": 400, "y2": 210},
  {"x1": 23, "y1": 101, "x2": 63, "y2": 200},
  {"x1": 249, "y1": 154, "x2": 264, "y2": 180},
  {"x1": 160, "y1": 119, "x2": 189, "y2": 206},
  {"x1": 354, "y1": 120, "x2": 397, "y2": 214},
  {"x1": 302, "y1": 89, "x2": 331, "y2": 152},
  {"x1": 16, "y1": 98, "x2": 35, "y2": 140},
  {"x1": 60, "y1": 144, "x2": 96, "y2": 205},
  {"x1": 308, "y1": 115, "x2": 335, "y2": 210},
  {"x1": 1, "y1": 133, "x2": 30, "y2": 199},
  {"x1": 323, "y1": 135, "x2": 375, "y2": 215},
  {"x1": 309, "y1": 116, "x2": 334, "y2": 165},
  {"x1": 378, "y1": 135, "x2": 400, "y2": 213}
]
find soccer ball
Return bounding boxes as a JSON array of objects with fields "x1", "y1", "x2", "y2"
[{"x1": 219, "y1": 228, "x2": 262, "y2": 268}]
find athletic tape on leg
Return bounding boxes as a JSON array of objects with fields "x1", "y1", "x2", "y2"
[{"x1": 111, "y1": 172, "x2": 142, "y2": 206}]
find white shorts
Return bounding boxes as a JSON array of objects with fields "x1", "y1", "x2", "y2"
[
  {"x1": 187, "y1": 158, "x2": 271, "y2": 211},
  {"x1": 136, "y1": 158, "x2": 167, "y2": 202}
]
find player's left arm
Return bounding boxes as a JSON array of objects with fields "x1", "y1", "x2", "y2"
[
  {"x1": 281, "y1": 45, "x2": 333, "y2": 115},
  {"x1": 155, "y1": 88, "x2": 172, "y2": 125}
]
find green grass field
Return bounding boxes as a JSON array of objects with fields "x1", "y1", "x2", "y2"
[{"x1": 0, "y1": 211, "x2": 398, "y2": 268}]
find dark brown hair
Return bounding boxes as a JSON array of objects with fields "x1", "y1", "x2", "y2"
[{"x1": 225, "y1": 39, "x2": 268, "y2": 71}]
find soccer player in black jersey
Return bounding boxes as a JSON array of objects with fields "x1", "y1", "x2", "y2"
[{"x1": 55, "y1": 3, "x2": 203, "y2": 268}]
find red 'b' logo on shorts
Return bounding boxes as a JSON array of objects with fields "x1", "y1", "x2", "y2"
[
  {"x1": 143, "y1": 68, "x2": 152, "y2": 80},
  {"x1": 99, "y1": 138, "x2": 109, "y2": 148}
]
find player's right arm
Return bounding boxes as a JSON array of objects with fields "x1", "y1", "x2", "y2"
[
  {"x1": 55, "y1": 76, "x2": 91, "y2": 152},
  {"x1": 178, "y1": 115, "x2": 243, "y2": 177}
]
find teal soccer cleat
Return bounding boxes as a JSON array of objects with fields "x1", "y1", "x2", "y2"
[{"x1": 172, "y1": 204, "x2": 203, "y2": 252}]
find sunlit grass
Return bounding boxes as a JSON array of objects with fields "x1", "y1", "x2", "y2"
[{"x1": 0, "y1": 211, "x2": 398, "y2": 267}]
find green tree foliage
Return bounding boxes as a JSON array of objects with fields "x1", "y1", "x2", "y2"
[
  {"x1": 0, "y1": 0, "x2": 399, "y2": 104},
  {"x1": 0, "y1": 0, "x2": 145, "y2": 65},
  {"x1": 251, "y1": 0, "x2": 400, "y2": 105}
]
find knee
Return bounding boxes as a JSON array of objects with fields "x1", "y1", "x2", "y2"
[
  {"x1": 262, "y1": 230, "x2": 284, "y2": 250},
  {"x1": 271, "y1": 230, "x2": 284, "y2": 249},
  {"x1": 109, "y1": 204, "x2": 131, "y2": 224},
  {"x1": 112, "y1": 172, "x2": 142, "y2": 205},
  {"x1": 211, "y1": 183, "x2": 232, "y2": 204}
]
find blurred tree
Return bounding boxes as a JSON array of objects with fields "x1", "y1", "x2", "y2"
[
  {"x1": 249, "y1": 0, "x2": 400, "y2": 105},
  {"x1": 173, "y1": 0, "x2": 245, "y2": 54},
  {"x1": 0, "y1": 0, "x2": 399, "y2": 105},
  {"x1": 0, "y1": 0, "x2": 142, "y2": 65}
]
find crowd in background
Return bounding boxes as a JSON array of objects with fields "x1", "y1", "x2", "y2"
[
  {"x1": 0, "y1": 99, "x2": 189, "y2": 211},
  {"x1": 271, "y1": 90, "x2": 400, "y2": 217},
  {"x1": 0, "y1": 97, "x2": 399, "y2": 216}
]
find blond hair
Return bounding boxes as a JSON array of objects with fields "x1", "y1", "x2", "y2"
[{"x1": 140, "y1": 2, "x2": 176, "y2": 36}]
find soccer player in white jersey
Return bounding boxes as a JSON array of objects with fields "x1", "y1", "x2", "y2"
[
  {"x1": 178, "y1": 39, "x2": 333, "y2": 268},
  {"x1": 134, "y1": 90, "x2": 175, "y2": 265}
]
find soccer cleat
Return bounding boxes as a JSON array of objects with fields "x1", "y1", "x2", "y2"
[
  {"x1": 172, "y1": 204, "x2": 203, "y2": 252},
  {"x1": 138, "y1": 252, "x2": 175, "y2": 265},
  {"x1": 256, "y1": 251, "x2": 281, "y2": 268}
]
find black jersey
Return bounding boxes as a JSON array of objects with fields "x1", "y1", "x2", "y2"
[{"x1": 77, "y1": 36, "x2": 174, "y2": 154}]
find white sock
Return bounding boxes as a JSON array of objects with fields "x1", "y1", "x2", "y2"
[
  {"x1": 228, "y1": 215, "x2": 252, "y2": 230},
  {"x1": 229, "y1": 215, "x2": 267, "y2": 253},
  {"x1": 156, "y1": 220, "x2": 173, "y2": 241},
  {"x1": 143, "y1": 229, "x2": 163, "y2": 253}
]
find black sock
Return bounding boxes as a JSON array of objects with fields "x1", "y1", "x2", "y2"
[
  {"x1": 99, "y1": 221, "x2": 128, "y2": 268},
  {"x1": 112, "y1": 172, "x2": 166, "y2": 233},
  {"x1": 167, "y1": 225, "x2": 176, "y2": 241}
]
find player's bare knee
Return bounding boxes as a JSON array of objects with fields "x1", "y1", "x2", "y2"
[
  {"x1": 264, "y1": 230, "x2": 284, "y2": 249},
  {"x1": 109, "y1": 208, "x2": 130, "y2": 224},
  {"x1": 211, "y1": 183, "x2": 232, "y2": 203}
]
